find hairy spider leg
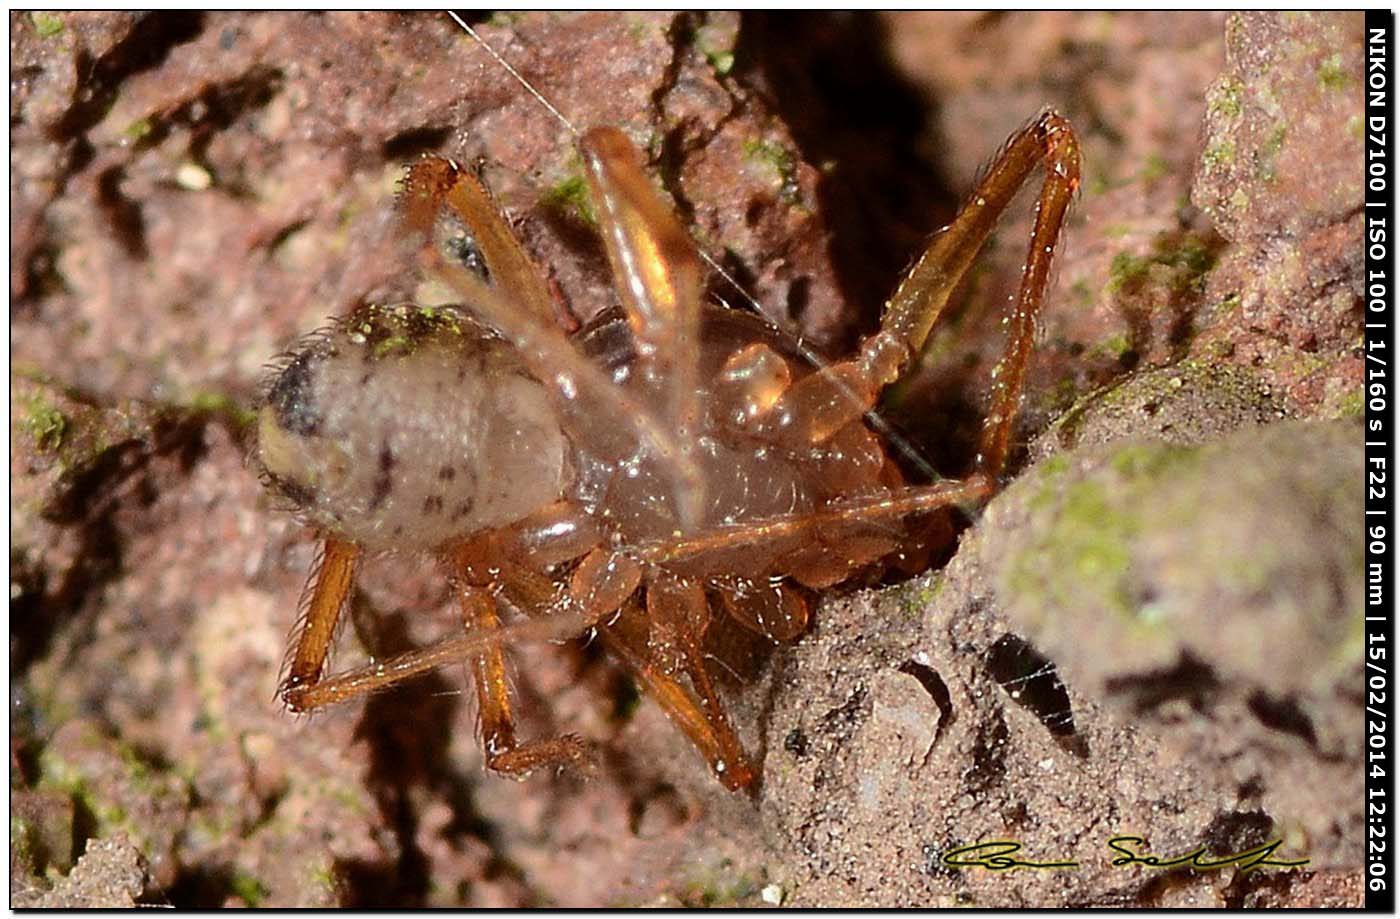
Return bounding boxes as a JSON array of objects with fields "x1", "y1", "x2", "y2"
[
  {"x1": 600, "y1": 606, "x2": 756, "y2": 790},
  {"x1": 469, "y1": 525, "x2": 754, "y2": 788},
  {"x1": 281, "y1": 536, "x2": 359, "y2": 710},
  {"x1": 401, "y1": 156, "x2": 558, "y2": 326},
  {"x1": 643, "y1": 573, "x2": 753, "y2": 789},
  {"x1": 628, "y1": 476, "x2": 992, "y2": 567},
  {"x1": 458, "y1": 581, "x2": 592, "y2": 777},
  {"x1": 969, "y1": 114, "x2": 1080, "y2": 480},
  {"x1": 402, "y1": 157, "x2": 705, "y2": 532},
  {"x1": 281, "y1": 539, "x2": 642, "y2": 712}
]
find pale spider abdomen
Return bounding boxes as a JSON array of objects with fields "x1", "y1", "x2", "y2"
[{"x1": 255, "y1": 303, "x2": 572, "y2": 552}]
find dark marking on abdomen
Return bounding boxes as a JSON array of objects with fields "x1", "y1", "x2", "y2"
[
  {"x1": 267, "y1": 351, "x2": 323, "y2": 437},
  {"x1": 264, "y1": 468, "x2": 318, "y2": 509},
  {"x1": 369, "y1": 439, "x2": 395, "y2": 511}
]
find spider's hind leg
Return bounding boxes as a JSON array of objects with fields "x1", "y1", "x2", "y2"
[
  {"x1": 281, "y1": 536, "x2": 359, "y2": 711},
  {"x1": 865, "y1": 111, "x2": 1082, "y2": 485},
  {"x1": 743, "y1": 112, "x2": 1080, "y2": 489},
  {"x1": 459, "y1": 582, "x2": 591, "y2": 778}
]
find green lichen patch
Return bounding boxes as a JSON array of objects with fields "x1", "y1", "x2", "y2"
[
  {"x1": 122, "y1": 118, "x2": 153, "y2": 143},
  {"x1": 679, "y1": 857, "x2": 764, "y2": 908},
  {"x1": 1201, "y1": 138, "x2": 1236, "y2": 171},
  {"x1": 1105, "y1": 231, "x2": 1218, "y2": 302},
  {"x1": 22, "y1": 395, "x2": 69, "y2": 453},
  {"x1": 230, "y1": 872, "x2": 270, "y2": 907},
  {"x1": 1106, "y1": 251, "x2": 1151, "y2": 292},
  {"x1": 541, "y1": 173, "x2": 597, "y2": 226},
  {"x1": 742, "y1": 137, "x2": 802, "y2": 204},
  {"x1": 1207, "y1": 77, "x2": 1244, "y2": 119},
  {"x1": 1089, "y1": 331, "x2": 1133, "y2": 364},
  {"x1": 692, "y1": 16, "x2": 738, "y2": 78},
  {"x1": 1139, "y1": 154, "x2": 1170, "y2": 183},
  {"x1": 986, "y1": 419, "x2": 1362, "y2": 702},
  {"x1": 38, "y1": 746, "x2": 130, "y2": 840},
  {"x1": 302, "y1": 862, "x2": 340, "y2": 903},
  {"x1": 484, "y1": 11, "x2": 524, "y2": 29},
  {"x1": 895, "y1": 576, "x2": 943, "y2": 618},
  {"x1": 1002, "y1": 464, "x2": 1144, "y2": 629},
  {"x1": 185, "y1": 391, "x2": 257, "y2": 434},
  {"x1": 11, "y1": 373, "x2": 242, "y2": 506},
  {"x1": 1213, "y1": 292, "x2": 1242, "y2": 314},
  {"x1": 1254, "y1": 123, "x2": 1287, "y2": 182},
  {"x1": 30, "y1": 11, "x2": 64, "y2": 38},
  {"x1": 1316, "y1": 52, "x2": 1348, "y2": 91},
  {"x1": 1331, "y1": 387, "x2": 1364, "y2": 418},
  {"x1": 705, "y1": 49, "x2": 735, "y2": 76},
  {"x1": 1035, "y1": 360, "x2": 1281, "y2": 461}
]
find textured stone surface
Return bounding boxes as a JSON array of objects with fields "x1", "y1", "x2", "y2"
[{"x1": 11, "y1": 11, "x2": 1361, "y2": 907}]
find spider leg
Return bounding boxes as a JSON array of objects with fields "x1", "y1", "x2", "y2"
[
  {"x1": 601, "y1": 573, "x2": 755, "y2": 790},
  {"x1": 401, "y1": 158, "x2": 698, "y2": 517},
  {"x1": 968, "y1": 115, "x2": 1081, "y2": 481},
  {"x1": 281, "y1": 546, "x2": 641, "y2": 713},
  {"x1": 742, "y1": 112, "x2": 1080, "y2": 484},
  {"x1": 486, "y1": 540, "x2": 758, "y2": 790},
  {"x1": 402, "y1": 157, "x2": 558, "y2": 325},
  {"x1": 459, "y1": 583, "x2": 591, "y2": 778},
  {"x1": 630, "y1": 476, "x2": 991, "y2": 567},
  {"x1": 715, "y1": 578, "x2": 811, "y2": 642},
  {"x1": 281, "y1": 536, "x2": 359, "y2": 709},
  {"x1": 579, "y1": 127, "x2": 706, "y2": 530}
]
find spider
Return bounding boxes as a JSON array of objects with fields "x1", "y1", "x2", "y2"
[{"x1": 253, "y1": 32, "x2": 1079, "y2": 791}]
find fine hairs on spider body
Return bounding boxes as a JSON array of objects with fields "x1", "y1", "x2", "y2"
[{"x1": 253, "y1": 14, "x2": 1080, "y2": 791}]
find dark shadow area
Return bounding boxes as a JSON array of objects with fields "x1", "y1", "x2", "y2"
[
  {"x1": 1104, "y1": 652, "x2": 1221, "y2": 714},
  {"x1": 1247, "y1": 691, "x2": 1319, "y2": 749},
  {"x1": 11, "y1": 411, "x2": 213, "y2": 677},
  {"x1": 336, "y1": 602, "x2": 460, "y2": 907},
  {"x1": 985, "y1": 633, "x2": 1084, "y2": 756},
  {"x1": 735, "y1": 12, "x2": 956, "y2": 343}
]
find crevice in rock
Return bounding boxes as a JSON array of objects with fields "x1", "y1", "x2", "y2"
[
  {"x1": 898, "y1": 659, "x2": 954, "y2": 747},
  {"x1": 985, "y1": 633, "x2": 1081, "y2": 753}
]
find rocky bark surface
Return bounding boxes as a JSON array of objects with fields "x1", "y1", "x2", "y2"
[{"x1": 11, "y1": 11, "x2": 1362, "y2": 907}]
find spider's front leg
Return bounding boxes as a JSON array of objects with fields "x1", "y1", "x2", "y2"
[{"x1": 403, "y1": 152, "x2": 706, "y2": 531}]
